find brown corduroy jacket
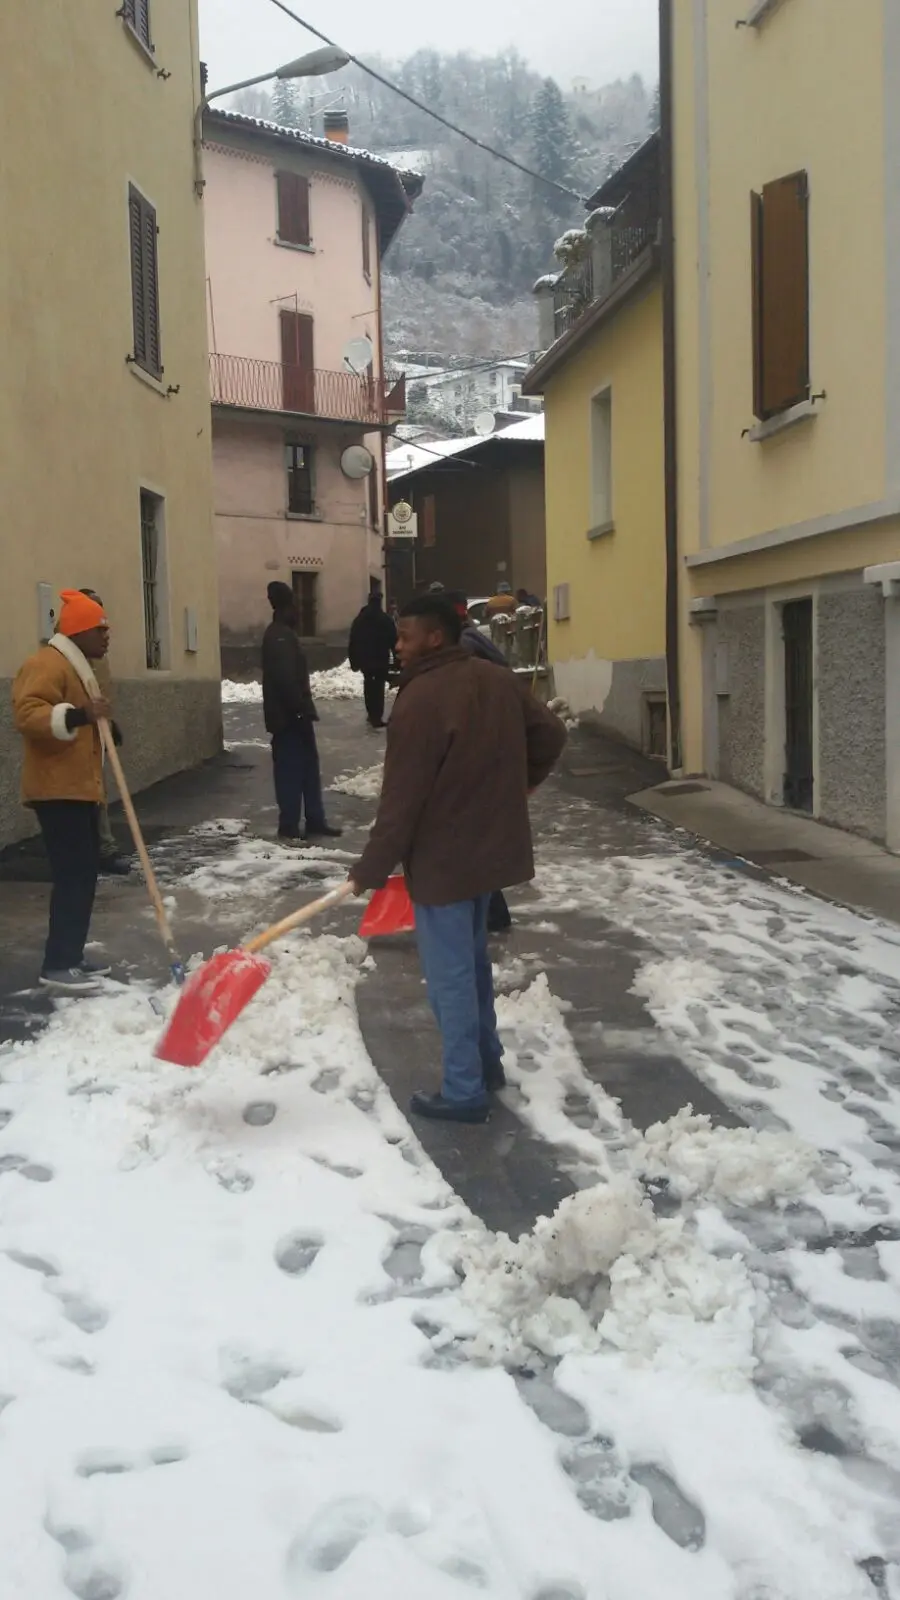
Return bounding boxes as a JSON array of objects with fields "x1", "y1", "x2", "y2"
[{"x1": 351, "y1": 647, "x2": 566, "y2": 905}]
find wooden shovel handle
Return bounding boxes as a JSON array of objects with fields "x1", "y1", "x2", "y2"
[
  {"x1": 243, "y1": 881, "x2": 355, "y2": 956},
  {"x1": 98, "y1": 720, "x2": 179, "y2": 958}
]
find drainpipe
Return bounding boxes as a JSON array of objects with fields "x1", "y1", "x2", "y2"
[
  {"x1": 659, "y1": 0, "x2": 682, "y2": 771},
  {"x1": 374, "y1": 215, "x2": 389, "y2": 603}
]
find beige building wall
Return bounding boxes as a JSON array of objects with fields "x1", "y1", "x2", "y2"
[
  {"x1": 0, "y1": 0, "x2": 221, "y2": 846},
  {"x1": 672, "y1": 0, "x2": 900, "y2": 843}
]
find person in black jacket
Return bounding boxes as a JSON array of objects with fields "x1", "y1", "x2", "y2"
[
  {"x1": 348, "y1": 590, "x2": 397, "y2": 729},
  {"x1": 262, "y1": 583, "x2": 341, "y2": 846}
]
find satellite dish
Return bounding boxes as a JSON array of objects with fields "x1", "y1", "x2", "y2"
[
  {"x1": 341, "y1": 444, "x2": 374, "y2": 480},
  {"x1": 343, "y1": 336, "x2": 375, "y2": 375},
  {"x1": 473, "y1": 410, "x2": 496, "y2": 437}
]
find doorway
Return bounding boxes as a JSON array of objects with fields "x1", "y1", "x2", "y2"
[
  {"x1": 292, "y1": 570, "x2": 318, "y2": 638},
  {"x1": 782, "y1": 597, "x2": 813, "y2": 811}
]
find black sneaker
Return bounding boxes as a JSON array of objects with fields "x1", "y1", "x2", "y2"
[
  {"x1": 409, "y1": 1091, "x2": 490, "y2": 1125},
  {"x1": 277, "y1": 833, "x2": 306, "y2": 850},
  {"x1": 305, "y1": 825, "x2": 343, "y2": 840},
  {"x1": 99, "y1": 855, "x2": 132, "y2": 877},
  {"x1": 39, "y1": 968, "x2": 102, "y2": 995}
]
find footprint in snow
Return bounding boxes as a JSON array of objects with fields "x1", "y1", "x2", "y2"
[
  {"x1": 0, "y1": 1153, "x2": 53, "y2": 1178},
  {"x1": 6, "y1": 1249, "x2": 59, "y2": 1277},
  {"x1": 275, "y1": 1234, "x2": 322, "y2": 1277},
  {"x1": 46, "y1": 1514, "x2": 126, "y2": 1600},
  {"x1": 243, "y1": 1101, "x2": 277, "y2": 1127},
  {"x1": 531, "y1": 1587, "x2": 587, "y2": 1600},
  {"x1": 49, "y1": 1288, "x2": 109, "y2": 1335},
  {"x1": 311, "y1": 1069, "x2": 342, "y2": 1095},
  {"x1": 0, "y1": 1109, "x2": 13, "y2": 1130},
  {"x1": 287, "y1": 1496, "x2": 382, "y2": 1577},
  {"x1": 221, "y1": 1351, "x2": 293, "y2": 1403},
  {"x1": 311, "y1": 1155, "x2": 363, "y2": 1179}
]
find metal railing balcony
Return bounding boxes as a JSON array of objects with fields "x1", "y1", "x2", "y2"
[{"x1": 209, "y1": 353, "x2": 406, "y2": 425}]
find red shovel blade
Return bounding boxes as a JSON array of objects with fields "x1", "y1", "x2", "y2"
[
  {"x1": 358, "y1": 875, "x2": 415, "y2": 938},
  {"x1": 155, "y1": 948, "x2": 272, "y2": 1067}
]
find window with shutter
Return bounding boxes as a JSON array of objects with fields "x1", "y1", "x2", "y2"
[
  {"x1": 128, "y1": 185, "x2": 162, "y2": 379},
  {"x1": 122, "y1": 0, "x2": 153, "y2": 51},
  {"x1": 750, "y1": 170, "x2": 810, "y2": 420},
  {"x1": 276, "y1": 171, "x2": 311, "y2": 247},
  {"x1": 362, "y1": 204, "x2": 372, "y2": 282}
]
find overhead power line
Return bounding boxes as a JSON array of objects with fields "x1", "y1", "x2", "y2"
[{"x1": 265, "y1": 0, "x2": 589, "y2": 205}]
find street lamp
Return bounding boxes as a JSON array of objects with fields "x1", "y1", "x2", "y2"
[{"x1": 194, "y1": 46, "x2": 351, "y2": 195}]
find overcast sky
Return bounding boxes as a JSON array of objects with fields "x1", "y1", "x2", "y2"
[{"x1": 199, "y1": 0, "x2": 659, "y2": 99}]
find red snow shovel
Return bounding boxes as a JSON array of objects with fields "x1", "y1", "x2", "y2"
[
  {"x1": 358, "y1": 875, "x2": 415, "y2": 938},
  {"x1": 155, "y1": 882, "x2": 355, "y2": 1068}
]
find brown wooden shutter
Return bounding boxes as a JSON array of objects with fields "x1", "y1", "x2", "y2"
[
  {"x1": 368, "y1": 464, "x2": 380, "y2": 530},
  {"x1": 757, "y1": 171, "x2": 810, "y2": 419},
  {"x1": 129, "y1": 185, "x2": 161, "y2": 378},
  {"x1": 362, "y1": 204, "x2": 372, "y2": 281},
  {"x1": 276, "y1": 172, "x2": 310, "y2": 246},
  {"x1": 280, "y1": 309, "x2": 314, "y2": 412},
  {"x1": 750, "y1": 190, "x2": 764, "y2": 422}
]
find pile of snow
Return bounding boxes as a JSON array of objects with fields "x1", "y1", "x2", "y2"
[
  {"x1": 331, "y1": 764, "x2": 384, "y2": 800},
  {"x1": 221, "y1": 662, "x2": 362, "y2": 707},
  {"x1": 548, "y1": 696, "x2": 578, "y2": 730},
  {"x1": 221, "y1": 679, "x2": 261, "y2": 704},
  {"x1": 640, "y1": 1107, "x2": 819, "y2": 1206},
  {"x1": 439, "y1": 1115, "x2": 814, "y2": 1379},
  {"x1": 310, "y1": 660, "x2": 362, "y2": 700}
]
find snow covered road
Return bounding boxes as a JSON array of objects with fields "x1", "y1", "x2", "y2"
[{"x1": 2, "y1": 713, "x2": 900, "y2": 1597}]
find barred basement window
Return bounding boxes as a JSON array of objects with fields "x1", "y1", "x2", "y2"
[{"x1": 140, "y1": 489, "x2": 165, "y2": 669}]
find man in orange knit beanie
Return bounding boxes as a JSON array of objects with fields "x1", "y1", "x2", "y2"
[{"x1": 12, "y1": 590, "x2": 113, "y2": 994}]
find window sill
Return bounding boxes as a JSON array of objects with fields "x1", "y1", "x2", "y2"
[
  {"x1": 122, "y1": 19, "x2": 157, "y2": 68},
  {"x1": 587, "y1": 519, "x2": 615, "y2": 541},
  {"x1": 274, "y1": 237, "x2": 315, "y2": 255},
  {"x1": 747, "y1": 398, "x2": 818, "y2": 442},
  {"x1": 286, "y1": 510, "x2": 321, "y2": 521},
  {"x1": 128, "y1": 361, "x2": 167, "y2": 397}
]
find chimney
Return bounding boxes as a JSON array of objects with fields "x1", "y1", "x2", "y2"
[
  {"x1": 200, "y1": 60, "x2": 208, "y2": 94},
  {"x1": 324, "y1": 109, "x2": 350, "y2": 144}
]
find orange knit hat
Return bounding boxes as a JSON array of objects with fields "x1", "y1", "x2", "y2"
[{"x1": 57, "y1": 590, "x2": 107, "y2": 638}]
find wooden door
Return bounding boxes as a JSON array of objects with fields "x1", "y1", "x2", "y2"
[{"x1": 280, "y1": 309, "x2": 315, "y2": 413}]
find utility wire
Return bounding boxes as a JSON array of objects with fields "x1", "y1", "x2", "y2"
[
  {"x1": 390, "y1": 349, "x2": 539, "y2": 384},
  {"x1": 265, "y1": 0, "x2": 589, "y2": 205}
]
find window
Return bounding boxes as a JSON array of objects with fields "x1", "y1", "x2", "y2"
[
  {"x1": 280, "y1": 309, "x2": 314, "y2": 412},
  {"x1": 276, "y1": 171, "x2": 311, "y2": 248},
  {"x1": 122, "y1": 0, "x2": 153, "y2": 51},
  {"x1": 129, "y1": 186, "x2": 161, "y2": 379},
  {"x1": 590, "y1": 388, "x2": 613, "y2": 531},
  {"x1": 553, "y1": 583, "x2": 571, "y2": 622},
  {"x1": 292, "y1": 571, "x2": 318, "y2": 637},
  {"x1": 285, "y1": 440, "x2": 314, "y2": 515},
  {"x1": 751, "y1": 171, "x2": 810, "y2": 420},
  {"x1": 139, "y1": 489, "x2": 166, "y2": 669},
  {"x1": 361, "y1": 203, "x2": 372, "y2": 282}
]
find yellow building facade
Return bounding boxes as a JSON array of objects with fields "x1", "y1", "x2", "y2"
[
  {"x1": 671, "y1": 0, "x2": 900, "y2": 843},
  {"x1": 525, "y1": 139, "x2": 667, "y2": 756},
  {"x1": 0, "y1": 0, "x2": 221, "y2": 845}
]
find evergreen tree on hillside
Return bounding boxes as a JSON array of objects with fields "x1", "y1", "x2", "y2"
[
  {"x1": 270, "y1": 76, "x2": 300, "y2": 128},
  {"x1": 649, "y1": 83, "x2": 661, "y2": 133},
  {"x1": 529, "y1": 78, "x2": 579, "y2": 198}
]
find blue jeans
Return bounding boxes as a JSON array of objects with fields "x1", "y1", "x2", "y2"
[
  {"x1": 271, "y1": 722, "x2": 327, "y2": 837},
  {"x1": 414, "y1": 895, "x2": 503, "y2": 1105}
]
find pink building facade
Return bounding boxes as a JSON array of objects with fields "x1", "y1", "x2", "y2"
[{"x1": 202, "y1": 110, "x2": 421, "y2": 663}]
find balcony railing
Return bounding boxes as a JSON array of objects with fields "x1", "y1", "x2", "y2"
[
  {"x1": 209, "y1": 352, "x2": 406, "y2": 425},
  {"x1": 552, "y1": 211, "x2": 659, "y2": 340}
]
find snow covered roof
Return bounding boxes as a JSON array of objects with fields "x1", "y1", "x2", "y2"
[
  {"x1": 203, "y1": 109, "x2": 424, "y2": 249},
  {"x1": 386, "y1": 413, "x2": 544, "y2": 481}
]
